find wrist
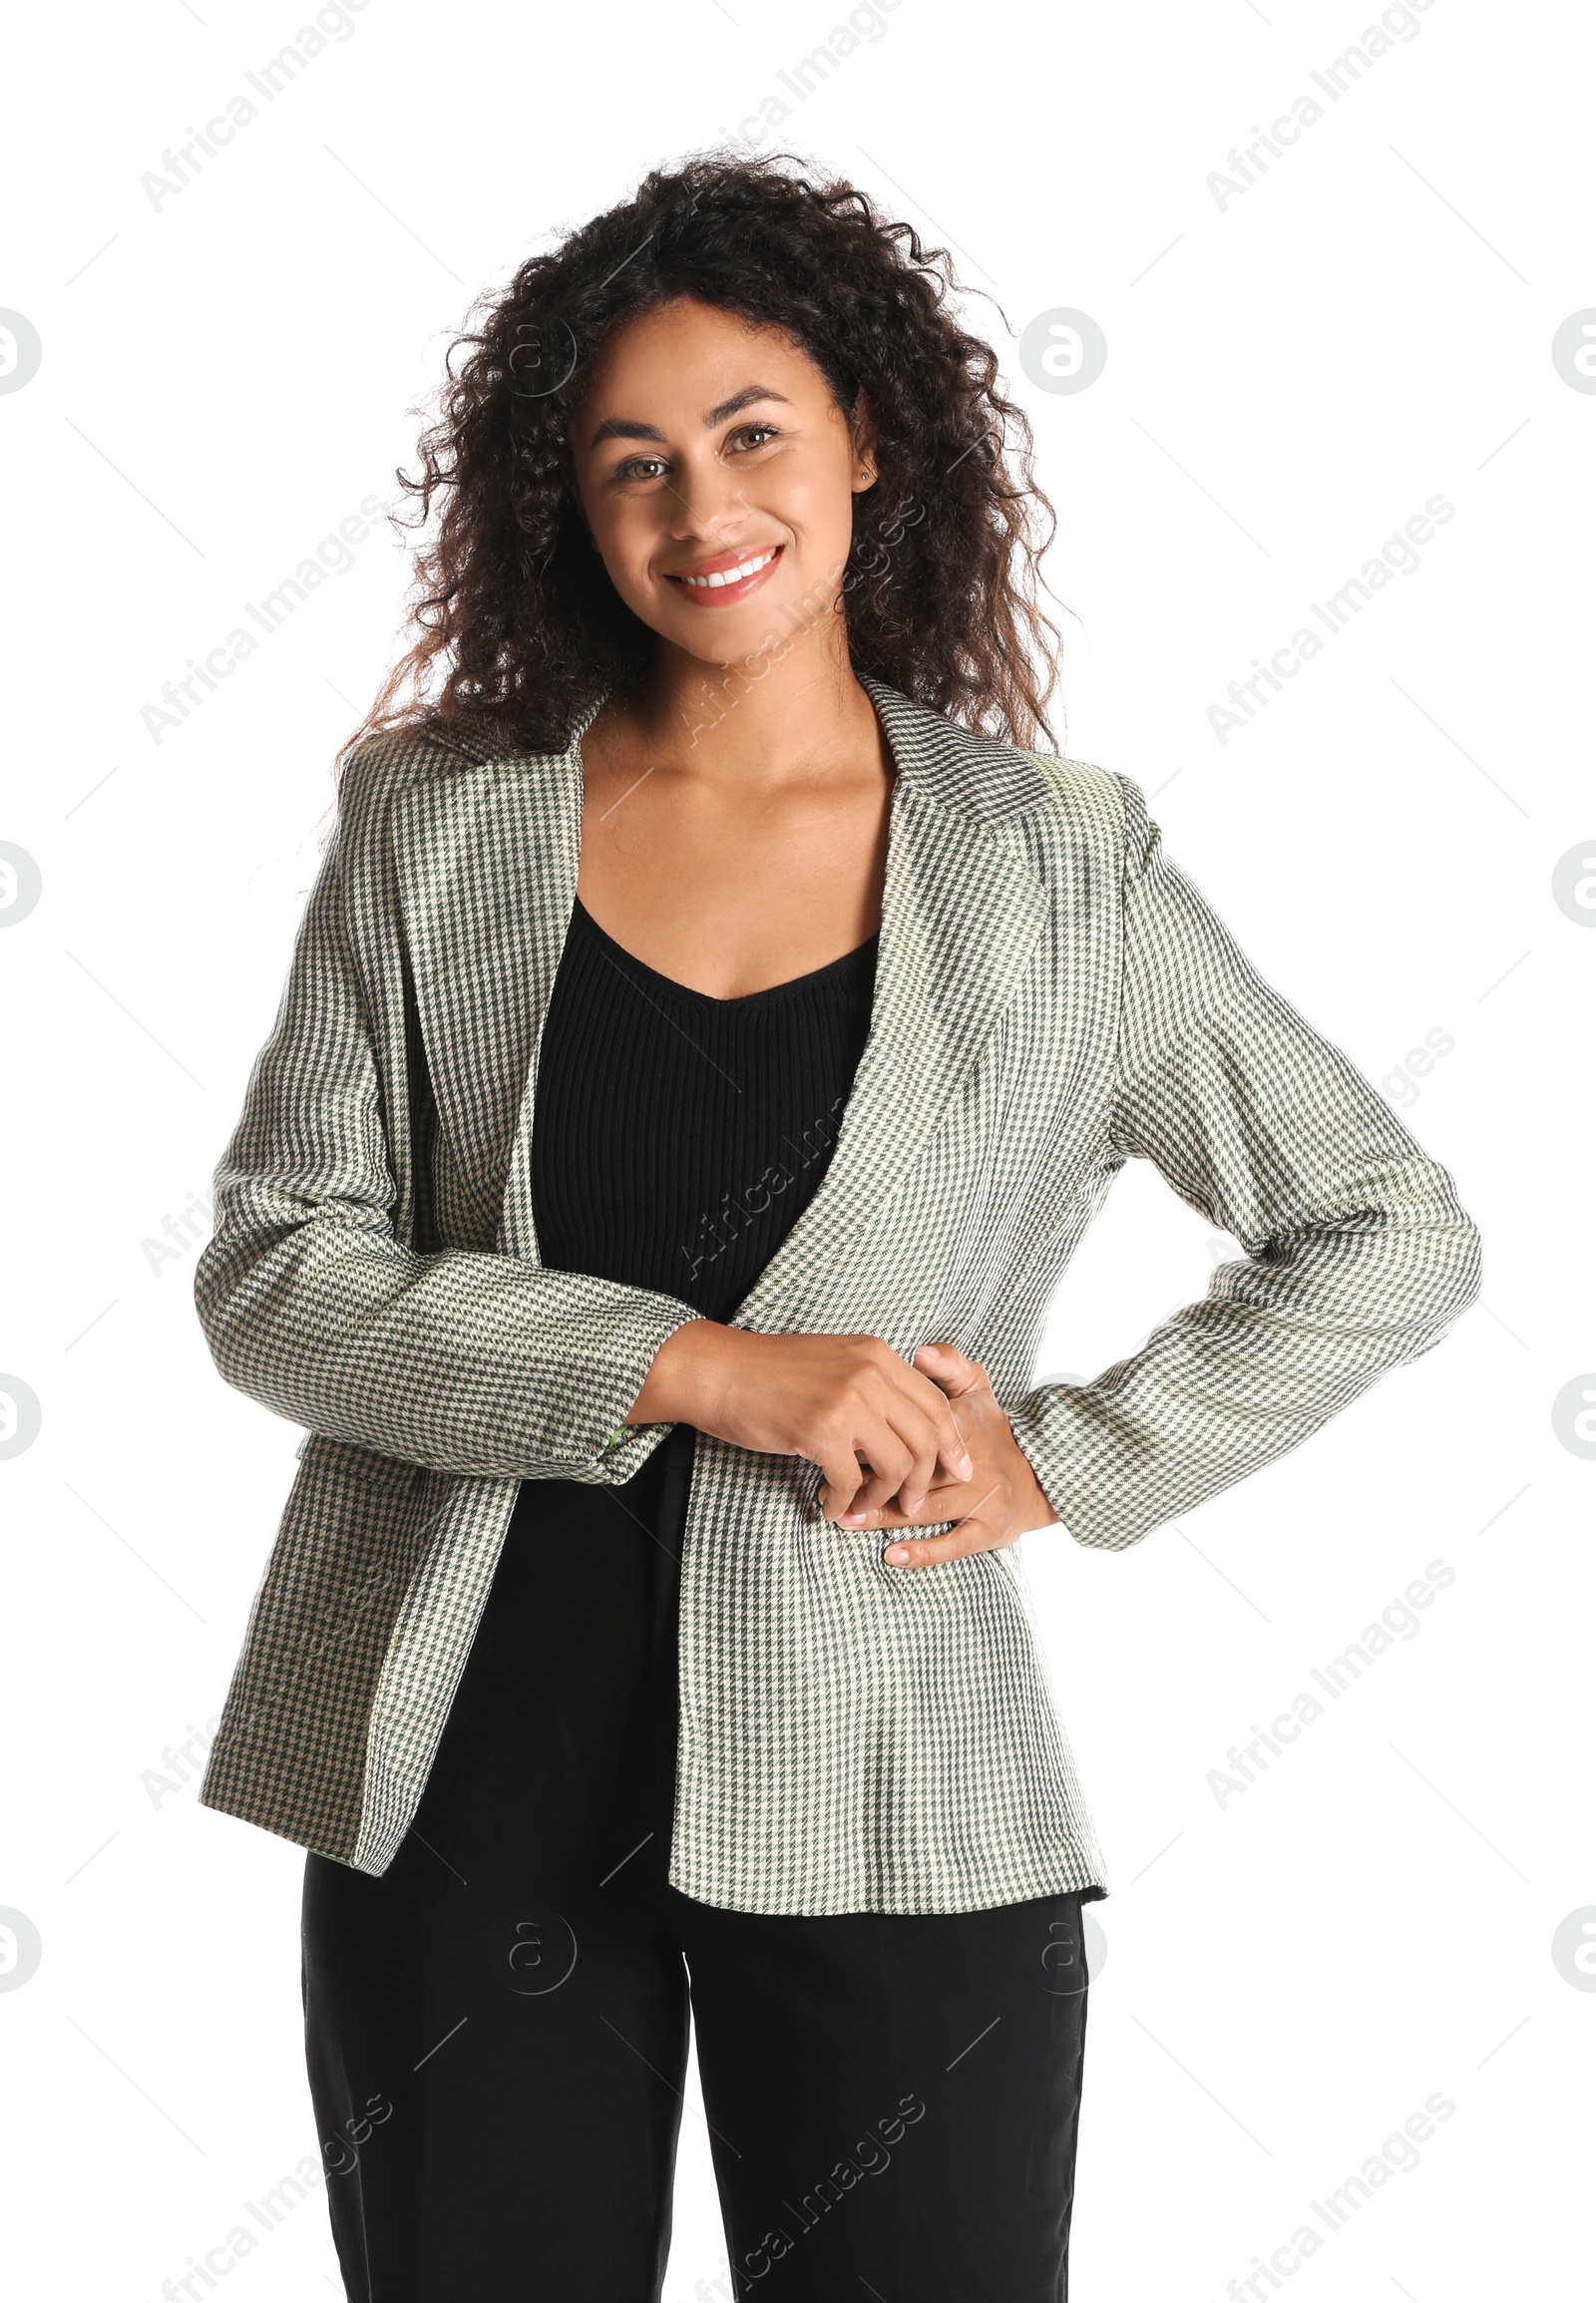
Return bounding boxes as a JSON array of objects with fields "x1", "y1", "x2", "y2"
[
  {"x1": 1007, "y1": 1425, "x2": 1063, "y2": 1532},
  {"x1": 625, "y1": 1319, "x2": 729, "y2": 1427}
]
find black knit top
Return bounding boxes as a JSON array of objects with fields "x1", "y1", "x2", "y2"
[{"x1": 531, "y1": 896, "x2": 880, "y2": 1326}]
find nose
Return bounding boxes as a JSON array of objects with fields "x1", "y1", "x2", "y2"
[{"x1": 665, "y1": 447, "x2": 752, "y2": 546}]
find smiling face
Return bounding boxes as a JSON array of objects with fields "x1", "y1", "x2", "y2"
[{"x1": 568, "y1": 295, "x2": 876, "y2": 667}]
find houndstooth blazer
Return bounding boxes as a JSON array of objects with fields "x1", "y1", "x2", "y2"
[{"x1": 195, "y1": 674, "x2": 1481, "y2": 1914}]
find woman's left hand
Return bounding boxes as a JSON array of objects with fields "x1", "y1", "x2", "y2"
[{"x1": 819, "y1": 1342, "x2": 1061, "y2": 1567}]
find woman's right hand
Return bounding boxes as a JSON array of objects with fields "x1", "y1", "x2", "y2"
[{"x1": 624, "y1": 1321, "x2": 976, "y2": 1522}]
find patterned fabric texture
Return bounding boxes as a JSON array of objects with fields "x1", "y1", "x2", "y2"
[{"x1": 195, "y1": 675, "x2": 1482, "y2": 1914}]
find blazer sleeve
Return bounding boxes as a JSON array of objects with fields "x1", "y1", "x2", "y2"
[
  {"x1": 1008, "y1": 773, "x2": 1482, "y2": 1551},
  {"x1": 193, "y1": 810, "x2": 702, "y2": 1484}
]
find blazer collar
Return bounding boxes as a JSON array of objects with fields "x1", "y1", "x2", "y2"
[{"x1": 390, "y1": 677, "x2": 1054, "y2": 1329}]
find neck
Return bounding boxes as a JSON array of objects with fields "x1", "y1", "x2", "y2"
[{"x1": 607, "y1": 608, "x2": 887, "y2": 790}]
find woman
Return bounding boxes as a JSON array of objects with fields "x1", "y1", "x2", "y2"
[{"x1": 195, "y1": 153, "x2": 1481, "y2": 2301}]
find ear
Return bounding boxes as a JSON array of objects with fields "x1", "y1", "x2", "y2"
[{"x1": 849, "y1": 389, "x2": 879, "y2": 494}]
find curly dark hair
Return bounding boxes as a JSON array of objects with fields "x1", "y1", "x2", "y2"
[{"x1": 347, "y1": 148, "x2": 1066, "y2": 770}]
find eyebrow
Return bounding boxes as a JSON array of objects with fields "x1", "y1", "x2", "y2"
[{"x1": 588, "y1": 385, "x2": 791, "y2": 450}]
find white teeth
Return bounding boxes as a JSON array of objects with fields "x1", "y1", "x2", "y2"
[{"x1": 679, "y1": 548, "x2": 777, "y2": 588}]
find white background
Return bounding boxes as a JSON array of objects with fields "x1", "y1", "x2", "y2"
[{"x1": 2, "y1": 0, "x2": 1590, "y2": 2296}]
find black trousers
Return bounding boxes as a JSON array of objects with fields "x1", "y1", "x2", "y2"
[{"x1": 301, "y1": 1427, "x2": 1090, "y2": 2301}]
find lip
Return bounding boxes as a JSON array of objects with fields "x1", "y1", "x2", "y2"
[{"x1": 662, "y1": 543, "x2": 784, "y2": 605}]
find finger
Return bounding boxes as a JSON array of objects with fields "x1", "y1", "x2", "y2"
[
  {"x1": 882, "y1": 1505, "x2": 1003, "y2": 1570},
  {"x1": 899, "y1": 1352, "x2": 977, "y2": 1484},
  {"x1": 883, "y1": 1478, "x2": 1005, "y2": 1565},
  {"x1": 811, "y1": 1432, "x2": 872, "y2": 1517},
  {"x1": 824, "y1": 1378, "x2": 964, "y2": 1519},
  {"x1": 833, "y1": 1475, "x2": 974, "y2": 1531},
  {"x1": 823, "y1": 1424, "x2": 915, "y2": 1521},
  {"x1": 914, "y1": 1342, "x2": 992, "y2": 1401},
  {"x1": 875, "y1": 1391, "x2": 970, "y2": 1515}
]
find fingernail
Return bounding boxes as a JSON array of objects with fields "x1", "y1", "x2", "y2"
[
  {"x1": 886, "y1": 1545, "x2": 911, "y2": 1565},
  {"x1": 839, "y1": 1511, "x2": 867, "y2": 1526},
  {"x1": 958, "y1": 1452, "x2": 974, "y2": 1479}
]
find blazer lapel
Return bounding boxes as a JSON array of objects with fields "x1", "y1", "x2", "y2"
[
  {"x1": 389, "y1": 677, "x2": 1054, "y2": 1296},
  {"x1": 389, "y1": 705, "x2": 598, "y2": 1255},
  {"x1": 728, "y1": 679, "x2": 1053, "y2": 1328}
]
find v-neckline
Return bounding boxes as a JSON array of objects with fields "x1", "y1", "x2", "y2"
[{"x1": 571, "y1": 895, "x2": 879, "y2": 1012}]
